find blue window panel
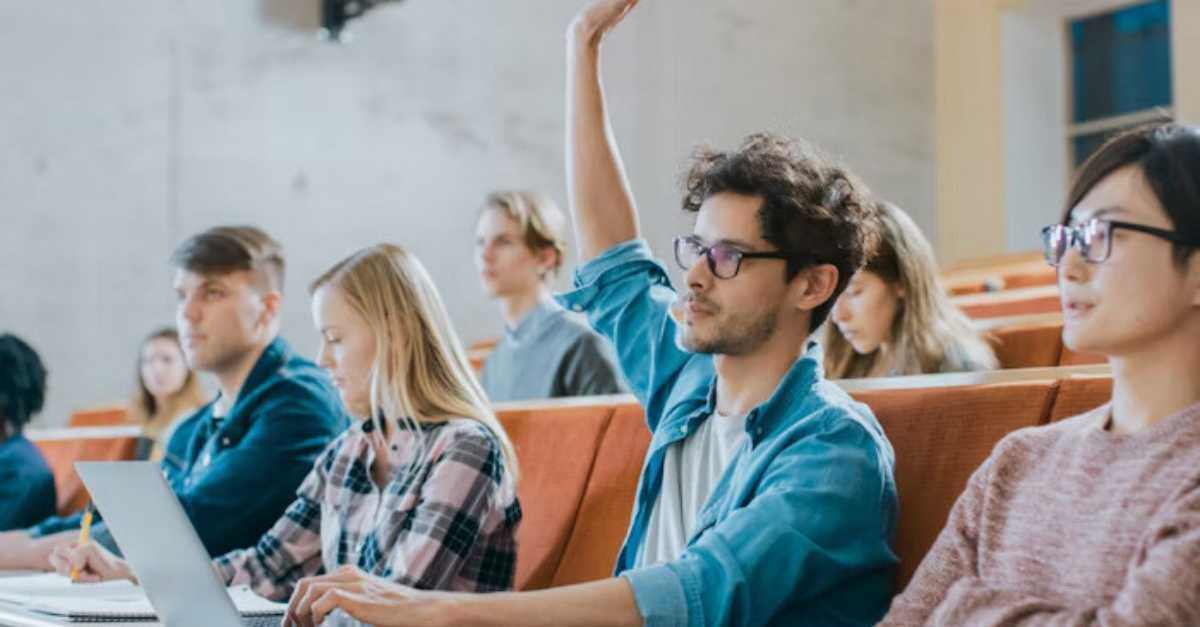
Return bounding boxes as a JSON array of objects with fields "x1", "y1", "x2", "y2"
[{"x1": 1071, "y1": 0, "x2": 1172, "y2": 123}]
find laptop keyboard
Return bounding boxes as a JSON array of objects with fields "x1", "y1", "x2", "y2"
[{"x1": 243, "y1": 615, "x2": 284, "y2": 627}]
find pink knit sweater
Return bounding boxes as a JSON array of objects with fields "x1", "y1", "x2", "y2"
[{"x1": 881, "y1": 400, "x2": 1200, "y2": 626}]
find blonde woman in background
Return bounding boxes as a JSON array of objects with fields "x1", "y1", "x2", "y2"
[
  {"x1": 52, "y1": 243, "x2": 522, "y2": 612},
  {"x1": 824, "y1": 202, "x2": 998, "y2": 378},
  {"x1": 127, "y1": 327, "x2": 206, "y2": 461}
]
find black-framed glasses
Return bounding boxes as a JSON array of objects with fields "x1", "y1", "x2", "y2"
[
  {"x1": 672, "y1": 235, "x2": 795, "y2": 279},
  {"x1": 1041, "y1": 218, "x2": 1200, "y2": 266}
]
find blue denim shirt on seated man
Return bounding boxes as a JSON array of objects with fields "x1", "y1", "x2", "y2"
[
  {"x1": 28, "y1": 336, "x2": 347, "y2": 556},
  {"x1": 557, "y1": 238, "x2": 898, "y2": 626}
]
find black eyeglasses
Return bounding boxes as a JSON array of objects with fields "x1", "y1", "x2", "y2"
[
  {"x1": 673, "y1": 235, "x2": 797, "y2": 279},
  {"x1": 1041, "y1": 218, "x2": 1200, "y2": 266}
]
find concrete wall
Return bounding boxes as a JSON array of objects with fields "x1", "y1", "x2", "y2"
[{"x1": 1, "y1": 0, "x2": 934, "y2": 426}]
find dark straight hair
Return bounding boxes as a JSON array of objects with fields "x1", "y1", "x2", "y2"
[{"x1": 1063, "y1": 122, "x2": 1200, "y2": 266}]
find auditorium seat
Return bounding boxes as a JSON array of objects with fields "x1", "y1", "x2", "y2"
[
  {"x1": 550, "y1": 401, "x2": 650, "y2": 587},
  {"x1": 953, "y1": 285, "x2": 1061, "y2": 319},
  {"x1": 986, "y1": 319, "x2": 1064, "y2": 369},
  {"x1": 849, "y1": 380, "x2": 1057, "y2": 589},
  {"x1": 28, "y1": 426, "x2": 145, "y2": 515},
  {"x1": 67, "y1": 405, "x2": 128, "y2": 428},
  {"x1": 1047, "y1": 375, "x2": 1113, "y2": 423},
  {"x1": 496, "y1": 400, "x2": 618, "y2": 590}
]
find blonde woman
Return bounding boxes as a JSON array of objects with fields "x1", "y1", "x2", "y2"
[
  {"x1": 824, "y1": 202, "x2": 998, "y2": 378},
  {"x1": 51, "y1": 244, "x2": 522, "y2": 603},
  {"x1": 127, "y1": 327, "x2": 206, "y2": 461}
]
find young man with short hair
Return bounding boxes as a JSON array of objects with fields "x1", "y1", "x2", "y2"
[
  {"x1": 286, "y1": 2, "x2": 897, "y2": 625},
  {"x1": 474, "y1": 190, "x2": 625, "y2": 401},
  {"x1": 0, "y1": 225, "x2": 348, "y2": 568}
]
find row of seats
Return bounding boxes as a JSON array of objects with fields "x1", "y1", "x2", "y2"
[
  {"x1": 30, "y1": 365, "x2": 1112, "y2": 594},
  {"x1": 982, "y1": 313, "x2": 1104, "y2": 369},
  {"x1": 496, "y1": 366, "x2": 1113, "y2": 591}
]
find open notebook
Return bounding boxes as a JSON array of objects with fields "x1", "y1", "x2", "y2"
[{"x1": 0, "y1": 573, "x2": 285, "y2": 623}]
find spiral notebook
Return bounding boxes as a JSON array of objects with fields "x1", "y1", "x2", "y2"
[{"x1": 0, "y1": 573, "x2": 285, "y2": 623}]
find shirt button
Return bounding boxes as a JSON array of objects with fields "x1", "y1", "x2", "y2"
[
  {"x1": 221, "y1": 437, "x2": 231, "y2": 447},
  {"x1": 572, "y1": 304, "x2": 583, "y2": 312},
  {"x1": 679, "y1": 425, "x2": 688, "y2": 435}
]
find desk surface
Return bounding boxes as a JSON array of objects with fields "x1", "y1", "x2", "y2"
[{"x1": 0, "y1": 603, "x2": 162, "y2": 627}]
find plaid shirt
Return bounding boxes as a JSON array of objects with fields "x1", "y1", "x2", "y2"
[{"x1": 215, "y1": 417, "x2": 521, "y2": 601}]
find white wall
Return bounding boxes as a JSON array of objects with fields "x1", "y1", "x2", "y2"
[{"x1": 1, "y1": 0, "x2": 933, "y2": 426}]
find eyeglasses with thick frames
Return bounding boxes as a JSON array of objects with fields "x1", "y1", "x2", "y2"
[
  {"x1": 1041, "y1": 218, "x2": 1200, "y2": 266},
  {"x1": 672, "y1": 236, "x2": 797, "y2": 279}
]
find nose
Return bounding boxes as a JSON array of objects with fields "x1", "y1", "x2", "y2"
[
  {"x1": 685, "y1": 252, "x2": 713, "y2": 293},
  {"x1": 1058, "y1": 245, "x2": 1090, "y2": 286},
  {"x1": 178, "y1": 292, "x2": 201, "y2": 326},
  {"x1": 832, "y1": 294, "x2": 852, "y2": 323},
  {"x1": 315, "y1": 340, "x2": 335, "y2": 371}
]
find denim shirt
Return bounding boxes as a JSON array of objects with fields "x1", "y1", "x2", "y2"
[
  {"x1": 30, "y1": 337, "x2": 349, "y2": 557},
  {"x1": 557, "y1": 240, "x2": 898, "y2": 627}
]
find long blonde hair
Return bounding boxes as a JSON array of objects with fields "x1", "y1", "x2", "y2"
[
  {"x1": 310, "y1": 244, "x2": 518, "y2": 481},
  {"x1": 824, "y1": 202, "x2": 998, "y2": 379}
]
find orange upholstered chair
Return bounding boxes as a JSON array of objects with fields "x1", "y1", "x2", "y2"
[
  {"x1": 1057, "y1": 345, "x2": 1107, "y2": 367},
  {"x1": 1047, "y1": 375, "x2": 1113, "y2": 423},
  {"x1": 30, "y1": 427, "x2": 144, "y2": 515},
  {"x1": 987, "y1": 321, "x2": 1064, "y2": 369},
  {"x1": 497, "y1": 402, "x2": 617, "y2": 591},
  {"x1": 67, "y1": 405, "x2": 128, "y2": 428},
  {"x1": 850, "y1": 380, "x2": 1058, "y2": 589},
  {"x1": 954, "y1": 286, "x2": 1062, "y2": 319},
  {"x1": 550, "y1": 402, "x2": 651, "y2": 587}
]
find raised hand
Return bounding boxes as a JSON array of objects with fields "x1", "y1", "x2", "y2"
[{"x1": 569, "y1": 0, "x2": 640, "y2": 47}]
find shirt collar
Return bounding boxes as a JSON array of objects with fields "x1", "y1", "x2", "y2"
[
  {"x1": 505, "y1": 298, "x2": 563, "y2": 341},
  {"x1": 701, "y1": 340, "x2": 824, "y2": 441}
]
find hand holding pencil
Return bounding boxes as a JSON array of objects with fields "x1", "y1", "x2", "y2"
[
  {"x1": 68, "y1": 503, "x2": 94, "y2": 582},
  {"x1": 47, "y1": 506, "x2": 137, "y2": 584}
]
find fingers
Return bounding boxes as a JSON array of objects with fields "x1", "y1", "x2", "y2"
[
  {"x1": 311, "y1": 587, "x2": 395, "y2": 627},
  {"x1": 48, "y1": 543, "x2": 97, "y2": 580},
  {"x1": 288, "y1": 580, "x2": 364, "y2": 627}
]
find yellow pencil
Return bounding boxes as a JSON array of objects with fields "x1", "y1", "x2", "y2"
[{"x1": 69, "y1": 503, "x2": 95, "y2": 583}]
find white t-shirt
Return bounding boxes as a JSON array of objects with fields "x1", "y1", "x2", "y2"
[{"x1": 635, "y1": 411, "x2": 749, "y2": 568}]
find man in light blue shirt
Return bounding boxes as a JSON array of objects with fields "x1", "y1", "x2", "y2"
[{"x1": 287, "y1": 1, "x2": 897, "y2": 625}]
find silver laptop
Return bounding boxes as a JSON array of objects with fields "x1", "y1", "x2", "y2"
[{"x1": 75, "y1": 461, "x2": 283, "y2": 627}]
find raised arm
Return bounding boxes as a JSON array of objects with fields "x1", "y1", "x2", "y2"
[{"x1": 566, "y1": 0, "x2": 642, "y2": 262}]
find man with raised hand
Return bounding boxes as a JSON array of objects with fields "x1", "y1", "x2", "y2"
[{"x1": 285, "y1": 2, "x2": 897, "y2": 625}]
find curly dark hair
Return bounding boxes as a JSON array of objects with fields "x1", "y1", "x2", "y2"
[
  {"x1": 0, "y1": 334, "x2": 48, "y2": 435},
  {"x1": 682, "y1": 132, "x2": 880, "y2": 332}
]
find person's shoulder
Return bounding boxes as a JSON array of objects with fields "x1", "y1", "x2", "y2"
[
  {"x1": 253, "y1": 353, "x2": 343, "y2": 415},
  {"x1": 0, "y1": 435, "x2": 54, "y2": 475}
]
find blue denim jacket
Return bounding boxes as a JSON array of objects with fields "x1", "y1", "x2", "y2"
[
  {"x1": 557, "y1": 240, "x2": 898, "y2": 627},
  {"x1": 30, "y1": 337, "x2": 349, "y2": 557}
]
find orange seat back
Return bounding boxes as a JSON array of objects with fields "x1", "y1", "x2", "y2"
[
  {"x1": 550, "y1": 402, "x2": 650, "y2": 587},
  {"x1": 1048, "y1": 376, "x2": 1113, "y2": 423},
  {"x1": 988, "y1": 322, "x2": 1063, "y2": 369},
  {"x1": 67, "y1": 405, "x2": 128, "y2": 428},
  {"x1": 1058, "y1": 345, "x2": 1107, "y2": 367},
  {"x1": 498, "y1": 403, "x2": 615, "y2": 590},
  {"x1": 851, "y1": 381, "x2": 1057, "y2": 589},
  {"x1": 960, "y1": 293, "x2": 1062, "y2": 318},
  {"x1": 32, "y1": 430, "x2": 142, "y2": 515}
]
